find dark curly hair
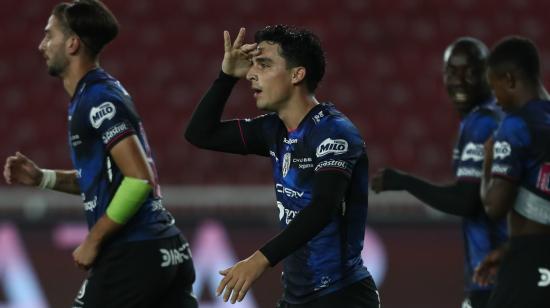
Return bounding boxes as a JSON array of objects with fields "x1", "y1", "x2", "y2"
[{"x1": 255, "y1": 25, "x2": 326, "y2": 93}]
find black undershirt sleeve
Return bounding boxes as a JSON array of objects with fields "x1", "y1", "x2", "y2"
[
  {"x1": 184, "y1": 71, "x2": 268, "y2": 155},
  {"x1": 383, "y1": 169, "x2": 482, "y2": 217},
  {"x1": 259, "y1": 171, "x2": 349, "y2": 266}
]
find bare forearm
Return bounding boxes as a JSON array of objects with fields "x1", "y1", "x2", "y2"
[
  {"x1": 86, "y1": 214, "x2": 123, "y2": 247},
  {"x1": 51, "y1": 170, "x2": 81, "y2": 195}
]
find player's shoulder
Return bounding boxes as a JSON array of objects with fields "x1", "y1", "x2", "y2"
[
  {"x1": 310, "y1": 103, "x2": 357, "y2": 132},
  {"x1": 500, "y1": 113, "x2": 528, "y2": 132},
  {"x1": 468, "y1": 101, "x2": 502, "y2": 126}
]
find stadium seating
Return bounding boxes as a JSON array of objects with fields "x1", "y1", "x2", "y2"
[{"x1": 2, "y1": 0, "x2": 550, "y2": 184}]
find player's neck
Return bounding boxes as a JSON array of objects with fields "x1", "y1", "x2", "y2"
[
  {"x1": 61, "y1": 58, "x2": 100, "y2": 97},
  {"x1": 278, "y1": 94, "x2": 319, "y2": 131},
  {"x1": 516, "y1": 82, "x2": 546, "y2": 108}
]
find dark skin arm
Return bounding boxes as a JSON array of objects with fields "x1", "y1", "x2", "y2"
[
  {"x1": 72, "y1": 135, "x2": 154, "y2": 270},
  {"x1": 480, "y1": 137, "x2": 518, "y2": 220},
  {"x1": 3, "y1": 152, "x2": 81, "y2": 194},
  {"x1": 372, "y1": 168, "x2": 482, "y2": 217}
]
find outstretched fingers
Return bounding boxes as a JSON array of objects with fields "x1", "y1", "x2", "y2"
[
  {"x1": 233, "y1": 27, "x2": 246, "y2": 49},
  {"x1": 223, "y1": 31, "x2": 231, "y2": 53}
]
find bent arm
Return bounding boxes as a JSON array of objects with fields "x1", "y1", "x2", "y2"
[
  {"x1": 185, "y1": 72, "x2": 250, "y2": 154},
  {"x1": 86, "y1": 135, "x2": 154, "y2": 247},
  {"x1": 482, "y1": 177, "x2": 518, "y2": 220},
  {"x1": 259, "y1": 171, "x2": 349, "y2": 266}
]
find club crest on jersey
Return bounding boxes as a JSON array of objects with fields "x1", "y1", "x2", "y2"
[
  {"x1": 89, "y1": 102, "x2": 116, "y2": 129},
  {"x1": 494, "y1": 141, "x2": 511, "y2": 159},
  {"x1": 282, "y1": 152, "x2": 291, "y2": 177},
  {"x1": 316, "y1": 138, "x2": 348, "y2": 157}
]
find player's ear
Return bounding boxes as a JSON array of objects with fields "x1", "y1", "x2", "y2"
[
  {"x1": 66, "y1": 35, "x2": 81, "y2": 55},
  {"x1": 504, "y1": 72, "x2": 516, "y2": 89},
  {"x1": 291, "y1": 67, "x2": 306, "y2": 85}
]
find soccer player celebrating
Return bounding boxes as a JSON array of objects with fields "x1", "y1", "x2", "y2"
[
  {"x1": 185, "y1": 26, "x2": 379, "y2": 307},
  {"x1": 474, "y1": 36, "x2": 550, "y2": 308},
  {"x1": 3, "y1": 1, "x2": 197, "y2": 307},
  {"x1": 371, "y1": 37, "x2": 507, "y2": 308}
]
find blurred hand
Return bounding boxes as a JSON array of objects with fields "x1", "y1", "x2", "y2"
[
  {"x1": 217, "y1": 250, "x2": 270, "y2": 304},
  {"x1": 371, "y1": 168, "x2": 404, "y2": 193},
  {"x1": 73, "y1": 237, "x2": 100, "y2": 271},
  {"x1": 221, "y1": 27, "x2": 259, "y2": 78},
  {"x1": 3, "y1": 152, "x2": 42, "y2": 186},
  {"x1": 473, "y1": 246, "x2": 505, "y2": 287}
]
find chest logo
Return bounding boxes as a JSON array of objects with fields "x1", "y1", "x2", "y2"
[
  {"x1": 89, "y1": 102, "x2": 116, "y2": 129},
  {"x1": 282, "y1": 152, "x2": 291, "y2": 177},
  {"x1": 316, "y1": 138, "x2": 348, "y2": 157}
]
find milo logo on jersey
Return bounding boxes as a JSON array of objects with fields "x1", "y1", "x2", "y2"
[
  {"x1": 316, "y1": 138, "x2": 348, "y2": 157},
  {"x1": 461, "y1": 142, "x2": 484, "y2": 162},
  {"x1": 90, "y1": 102, "x2": 116, "y2": 129}
]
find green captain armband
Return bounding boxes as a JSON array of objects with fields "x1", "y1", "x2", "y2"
[{"x1": 106, "y1": 177, "x2": 152, "y2": 224}]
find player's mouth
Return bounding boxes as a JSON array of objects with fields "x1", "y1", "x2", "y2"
[
  {"x1": 252, "y1": 87, "x2": 262, "y2": 99},
  {"x1": 453, "y1": 92, "x2": 467, "y2": 102}
]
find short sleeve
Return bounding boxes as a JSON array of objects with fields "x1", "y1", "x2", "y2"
[
  {"x1": 310, "y1": 117, "x2": 365, "y2": 177},
  {"x1": 85, "y1": 86, "x2": 136, "y2": 149},
  {"x1": 456, "y1": 114, "x2": 499, "y2": 181},
  {"x1": 491, "y1": 116, "x2": 531, "y2": 181}
]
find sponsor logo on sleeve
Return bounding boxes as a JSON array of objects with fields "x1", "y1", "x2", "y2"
[
  {"x1": 89, "y1": 102, "x2": 116, "y2": 129},
  {"x1": 491, "y1": 164, "x2": 511, "y2": 174},
  {"x1": 316, "y1": 138, "x2": 348, "y2": 157},
  {"x1": 494, "y1": 141, "x2": 512, "y2": 160},
  {"x1": 315, "y1": 160, "x2": 350, "y2": 172},
  {"x1": 101, "y1": 122, "x2": 129, "y2": 144},
  {"x1": 456, "y1": 167, "x2": 482, "y2": 178},
  {"x1": 460, "y1": 142, "x2": 484, "y2": 162}
]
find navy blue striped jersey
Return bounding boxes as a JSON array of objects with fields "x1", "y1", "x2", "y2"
[
  {"x1": 67, "y1": 68, "x2": 180, "y2": 246},
  {"x1": 238, "y1": 103, "x2": 371, "y2": 303},
  {"x1": 492, "y1": 99, "x2": 550, "y2": 199},
  {"x1": 452, "y1": 99, "x2": 508, "y2": 291}
]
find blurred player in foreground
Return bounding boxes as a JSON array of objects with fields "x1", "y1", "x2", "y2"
[{"x1": 3, "y1": 1, "x2": 196, "y2": 307}]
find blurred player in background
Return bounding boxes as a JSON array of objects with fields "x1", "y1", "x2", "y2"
[
  {"x1": 474, "y1": 36, "x2": 550, "y2": 308},
  {"x1": 372, "y1": 37, "x2": 507, "y2": 308},
  {"x1": 185, "y1": 26, "x2": 379, "y2": 307},
  {"x1": 3, "y1": 1, "x2": 196, "y2": 307}
]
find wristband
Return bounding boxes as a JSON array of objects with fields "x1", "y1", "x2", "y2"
[{"x1": 39, "y1": 169, "x2": 56, "y2": 189}]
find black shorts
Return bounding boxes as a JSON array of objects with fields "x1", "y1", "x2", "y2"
[
  {"x1": 462, "y1": 289, "x2": 491, "y2": 308},
  {"x1": 73, "y1": 235, "x2": 197, "y2": 308},
  {"x1": 487, "y1": 234, "x2": 550, "y2": 308},
  {"x1": 276, "y1": 276, "x2": 380, "y2": 308}
]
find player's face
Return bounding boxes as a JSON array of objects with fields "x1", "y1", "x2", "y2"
[
  {"x1": 246, "y1": 42, "x2": 294, "y2": 112},
  {"x1": 443, "y1": 51, "x2": 485, "y2": 114},
  {"x1": 38, "y1": 15, "x2": 70, "y2": 77},
  {"x1": 487, "y1": 68, "x2": 514, "y2": 112}
]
